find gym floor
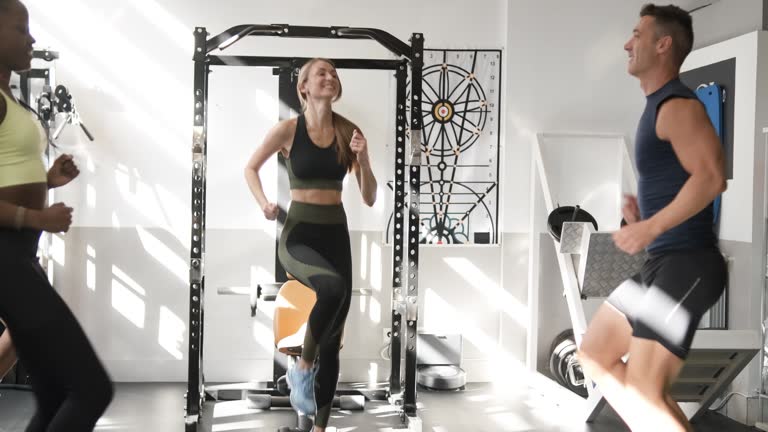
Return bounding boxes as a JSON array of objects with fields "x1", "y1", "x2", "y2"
[{"x1": 0, "y1": 382, "x2": 753, "y2": 431}]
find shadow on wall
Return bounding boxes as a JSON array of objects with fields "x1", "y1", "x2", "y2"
[
  {"x1": 53, "y1": 225, "x2": 280, "y2": 381},
  {"x1": 54, "y1": 227, "x2": 189, "y2": 380}
]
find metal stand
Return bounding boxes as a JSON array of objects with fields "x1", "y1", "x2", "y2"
[{"x1": 185, "y1": 24, "x2": 424, "y2": 432}]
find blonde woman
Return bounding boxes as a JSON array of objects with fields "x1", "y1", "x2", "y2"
[{"x1": 245, "y1": 58, "x2": 376, "y2": 431}]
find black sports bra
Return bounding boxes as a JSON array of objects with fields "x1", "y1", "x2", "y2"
[{"x1": 286, "y1": 115, "x2": 346, "y2": 191}]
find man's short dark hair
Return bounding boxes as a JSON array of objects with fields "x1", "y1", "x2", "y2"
[{"x1": 640, "y1": 3, "x2": 694, "y2": 67}]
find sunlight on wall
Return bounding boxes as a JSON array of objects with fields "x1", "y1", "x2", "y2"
[
  {"x1": 370, "y1": 241, "x2": 382, "y2": 291},
  {"x1": 581, "y1": 181, "x2": 621, "y2": 231},
  {"x1": 252, "y1": 88, "x2": 281, "y2": 121},
  {"x1": 111, "y1": 265, "x2": 146, "y2": 329},
  {"x1": 115, "y1": 166, "x2": 168, "y2": 228},
  {"x1": 86, "y1": 183, "x2": 96, "y2": 209},
  {"x1": 154, "y1": 183, "x2": 190, "y2": 248},
  {"x1": 130, "y1": 0, "x2": 192, "y2": 51},
  {"x1": 51, "y1": 233, "x2": 65, "y2": 266},
  {"x1": 30, "y1": 1, "x2": 187, "y2": 124},
  {"x1": 371, "y1": 184, "x2": 388, "y2": 216},
  {"x1": 27, "y1": 20, "x2": 190, "y2": 169},
  {"x1": 359, "y1": 295, "x2": 366, "y2": 314},
  {"x1": 113, "y1": 164, "x2": 191, "y2": 246},
  {"x1": 111, "y1": 211, "x2": 121, "y2": 228},
  {"x1": 112, "y1": 265, "x2": 147, "y2": 295},
  {"x1": 251, "y1": 318, "x2": 276, "y2": 352},
  {"x1": 158, "y1": 305, "x2": 185, "y2": 360},
  {"x1": 368, "y1": 296, "x2": 382, "y2": 324},
  {"x1": 86, "y1": 154, "x2": 96, "y2": 173},
  {"x1": 135, "y1": 225, "x2": 187, "y2": 283},
  {"x1": 443, "y1": 257, "x2": 529, "y2": 328},
  {"x1": 425, "y1": 288, "x2": 527, "y2": 394},
  {"x1": 360, "y1": 233, "x2": 368, "y2": 281},
  {"x1": 86, "y1": 244, "x2": 96, "y2": 291}
]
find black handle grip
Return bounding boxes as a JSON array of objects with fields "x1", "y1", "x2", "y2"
[{"x1": 79, "y1": 122, "x2": 95, "y2": 141}]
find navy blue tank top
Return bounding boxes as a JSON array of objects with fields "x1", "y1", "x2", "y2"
[
  {"x1": 286, "y1": 115, "x2": 347, "y2": 191},
  {"x1": 636, "y1": 78, "x2": 717, "y2": 254}
]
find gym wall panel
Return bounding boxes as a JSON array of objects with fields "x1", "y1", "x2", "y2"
[{"x1": 682, "y1": 32, "x2": 759, "y2": 244}]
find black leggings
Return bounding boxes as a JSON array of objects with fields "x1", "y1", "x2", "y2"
[
  {"x1": 278, "y1": 202, "x2": 352, "y2": 428},
  {"x1": 0, "y1": 228, "x2": 113, "y2": 432}
]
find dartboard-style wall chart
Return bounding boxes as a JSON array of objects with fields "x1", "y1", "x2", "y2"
[{"x1": 386, "y1": 49, "x2": 502, "y2": 245}]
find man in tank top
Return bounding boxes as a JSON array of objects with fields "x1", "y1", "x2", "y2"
[{"x1": 577, "y1": 5, "x2": 727, "y2": 432}]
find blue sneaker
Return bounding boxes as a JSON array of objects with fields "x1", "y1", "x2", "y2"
[{"x1": 286, "y1": 364, "x2": 316, "y2": 416}]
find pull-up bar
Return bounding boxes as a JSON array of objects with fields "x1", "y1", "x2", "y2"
[
  {"x1": 208, "y1": 56, "x2": 403, "y2": 70},
  {"x1": 202, "y1": 24, "x2": 412, "y2": 59}
]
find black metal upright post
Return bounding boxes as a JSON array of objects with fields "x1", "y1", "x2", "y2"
[
  {"x1": 389, "y1": 60, "x2": 408, "y2": 398},
  {"x1": 186, "y1": 26, "x2": 209, "y2": 431},
  {"x1": 272, "y1": 66, "x2": 303, "y2": 385},
  {"x1": 403, "y1": 32, "x2": 424, "y2": 417}
]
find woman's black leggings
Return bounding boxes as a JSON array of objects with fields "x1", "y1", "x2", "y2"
[
  {"x1": 0, "y1": 228, "x2": 113, "y2": 432},
  {"x1": 278, "y1": 202, "x2": 352, "y2": 428}
]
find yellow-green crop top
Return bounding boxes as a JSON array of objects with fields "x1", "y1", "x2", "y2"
[{"x1": 0, "y1": 90, "x2": 46, "y2": 188}]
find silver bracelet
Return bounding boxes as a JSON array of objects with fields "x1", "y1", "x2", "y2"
[{"x1": 14, "y1": 206, "x2": 26, "y2": 230}]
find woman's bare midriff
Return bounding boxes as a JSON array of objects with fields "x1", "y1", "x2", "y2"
[
  {"x1": 290, "y1": 189, "x2": 342, "y2": 205},
  {"x1": 0, "y1": 183, "x2": 47, "y2": 210}
]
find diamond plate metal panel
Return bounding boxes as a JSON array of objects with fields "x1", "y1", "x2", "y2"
[{"x1": 581, "y1": 233, "x2": 647, "y2": 298}]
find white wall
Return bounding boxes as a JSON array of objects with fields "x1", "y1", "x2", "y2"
[
  {"x1": 28, "y1": 0, "x2": 509, "y2": 383},
  {"x1": 504, "y1": 0, "x2": 648, "y2": 233}
]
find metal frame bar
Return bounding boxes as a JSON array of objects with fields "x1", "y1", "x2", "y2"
[
  {"x1": 186, "y1": 24, "x2": 423, "y2": 431},
  {"x1": 207, "y1": 24, "x2": 410, "y2": 58},
  {"x1": 186, "y1": 26, "x2": 208, "y2": 429},
  {"x1": 208, "y1": 56, "x2": 402, "y2": 70},
  {"x1": 389, "y1": 61, "x2": 407, "y2": 399},
  {"x1": 403, "y1": 33, "x2": 424, "y2": 416},
  {"x1": 271, "y1": 67, "x2": 302, "y2": 386}
]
